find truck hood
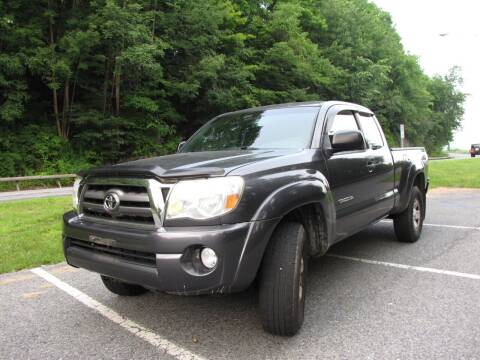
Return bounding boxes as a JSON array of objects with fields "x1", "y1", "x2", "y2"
[{"x1": 81, "y1": 149, "x2": 300, "y2": 179}]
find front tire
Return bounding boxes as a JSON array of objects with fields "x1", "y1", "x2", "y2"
[
  {"x1": 259, "y1": 221, "x2": 308, "y2": 336},
  {"x1": 101, "y1": 275, "x2": 148, "y2": 296},
  {"x1": 393, "y1": 186, "x2": 425, "y2": 243}
]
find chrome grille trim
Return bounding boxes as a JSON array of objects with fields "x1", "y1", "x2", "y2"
[
  {"x1": 83, "y1": 189, "x2": 150, "y2": 203},
  {"x1": 78, "y1": 177, "x2": 173, "y2": 230}
]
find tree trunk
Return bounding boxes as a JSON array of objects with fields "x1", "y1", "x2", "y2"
[
  {"x1": 62, "y1": 78, "x2": 70, "y2": 138},
  {"x1": 48, "y1": 0, "x2": 62, "y2": 137},
  {"x1": 152, "y1": 0, "x2": 157, "y2": 40},
  {"x1": 109, "y1": 60, "x2": 116, "y2": 114},
  {"x1": 115, "y1": 63, "x2": 120, "y2": 116},
  {"x1": 103, "y1": 58, "x2": 110, "y2": 115},
  {"x1": 52, "y1": 88, "x2": 61, "y2": 136},
  {"x1": 67, "y1": 65, "x2": 79, "y2": 138}
]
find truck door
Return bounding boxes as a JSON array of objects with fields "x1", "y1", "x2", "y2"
[
  {"x1": 355, "y1": 112, "x2": 395, "y2": 219},
  {"x1": 322, "y1": 107, "x2": 372, "y2": 240}
]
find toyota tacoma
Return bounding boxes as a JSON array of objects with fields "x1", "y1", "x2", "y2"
[{"x1": 63, "y1": 101, "x2": 429, "y2": 336}]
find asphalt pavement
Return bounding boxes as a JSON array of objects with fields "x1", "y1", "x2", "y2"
[
  {"x1": 1, "y1": 188, "x2": 480, "y2": 359},
  {"x1": 447, "y1": 152, "x2": 471, "y2": 159}
]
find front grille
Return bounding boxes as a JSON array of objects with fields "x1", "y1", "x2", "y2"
[
  {"x1": 69, "y1": 238, "x2": 156, "y2": 266},
  {"x1": 79, "y1": 178, "x2": 172, "y2": 229}
]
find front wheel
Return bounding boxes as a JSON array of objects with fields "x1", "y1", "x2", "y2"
[
  {"x1": 259, "y1": 221, "x2": 308, "y2": 336},
  {"x1": 393, "y1": 186, "x2": 425, "y2": 243},
  {"x1": 101, "y1": 275, "x2": 148, "y2": 296}
]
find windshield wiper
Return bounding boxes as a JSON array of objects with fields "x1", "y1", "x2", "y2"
[{"x1": 239, "y1": 146, "x2": 261, "y2": 150}]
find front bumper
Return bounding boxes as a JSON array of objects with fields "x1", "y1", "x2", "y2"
[{"x1": 63, "y1": 211, "x2": 278, "y2": 295}]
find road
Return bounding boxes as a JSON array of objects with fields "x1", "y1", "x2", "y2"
[
  {"x1": 448, "y1": 152, "x2": 470, "y2": 159},
  {"x1": 1, "y1": 189, "x2": 480, "y2": 359},
  {"x1": 0, "y1": 187, "x2": 72, "y2": 201}
]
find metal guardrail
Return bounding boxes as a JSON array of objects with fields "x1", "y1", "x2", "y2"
[{"x1": 0, "y1": 174, "x2": 77, "y2": 191}]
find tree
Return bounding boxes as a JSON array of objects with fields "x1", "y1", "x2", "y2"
[
  {"x1": 0, "y1": 0, "x2": 466, "y2": 176},
  {"x1": 426, "y1": 67, "x2": 465, "y2": 152}
]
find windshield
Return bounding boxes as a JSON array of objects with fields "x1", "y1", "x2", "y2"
[{"x1": 181, "y1": 107, "x2": 319, "y2": 152}]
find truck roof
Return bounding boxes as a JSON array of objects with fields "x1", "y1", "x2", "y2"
[{"x1": 220, "y1": 100, "x2": 373, "y2": 116}]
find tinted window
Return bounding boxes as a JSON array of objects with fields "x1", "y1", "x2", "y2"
[
  {"x1": 325, "y1": 111, "x2": 364, "y2": 150},
  {"x1": 357, "y1": 114, "x2": 383, "y2": 148},
  {"x1": 329, "y1": 111, "x2": 359, "y2": 133},
  {"x1": 182, "y1": 107, "x2": 319, "y2": 152}
]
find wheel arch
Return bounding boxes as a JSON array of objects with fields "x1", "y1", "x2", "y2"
[
  {"x1": 279, "y1": 202, "x2": 330, "y2": 257},
  {"x1": 413, "y1": 171, "x2": 427, "y2": 218},
  {"x1": 392, "y1": 167, "x2": 428, "y2": 215},
  {"x1": 413, "y1": 171, "x2": 426, "y2": 192},
  {"x1": 251, "y1": 177, "x2": 335, "y2": 254},
  {"x1": 230, "y1": 178, "x2": 335, "y2": 291}
]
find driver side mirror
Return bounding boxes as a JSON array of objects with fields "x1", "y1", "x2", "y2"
[
  {"x1": 331, "y1": 130, "x2": 364, "y2": 153},
  {"x1": 177, "y1": 141, "x2": 186, "y2": 153}
]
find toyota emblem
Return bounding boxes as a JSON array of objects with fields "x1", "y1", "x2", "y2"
[{"x1": 104, "y1": 192, "x2": 120, "y2": 212}]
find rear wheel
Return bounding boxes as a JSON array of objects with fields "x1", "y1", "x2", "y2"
[
  {"x1": 259, "y1": 221, "x2": 308, "y2": 336},
  {"x1": 471, "y1": 153, "x2": 476, "y2": 158},
  {"x1": 393, "y1": 186, "x2": 425, "y2": 243},
  {"x1": 101, "y1": 275, "x2": 148, "y2": 296}
]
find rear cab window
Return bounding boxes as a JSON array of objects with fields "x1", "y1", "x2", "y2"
[{"x1": 356, "y1": 113, "x2": 384, "y2": 149}]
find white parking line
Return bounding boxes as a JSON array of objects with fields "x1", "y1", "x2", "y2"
[
  {"x1": 30, "y1": 268, "x2": 207, "y2": 360},
  {"x1": 380, "y1": 219, "x2": 480, "y2": 231},
  {"x1": 327, "y1": 254, "x2": 480, "y2": 280},
  {"x1": 423, "y1": 223, "x2": 480, "y2": 230}
]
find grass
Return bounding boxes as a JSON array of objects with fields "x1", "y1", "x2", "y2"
[
  {"x1": 429, "y1": 158, "x2": 480, "y2": 189},
  {"x1": 0, "y1": 196, "x2": 71, "y2": 274}
]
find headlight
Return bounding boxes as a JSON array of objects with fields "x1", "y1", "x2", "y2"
[
  {"x1": 72, "y1": 177, "x2": 82, "y2": 211},
  {"x1": 166, "y1": 177, "x2": 244, "y2": 220}
]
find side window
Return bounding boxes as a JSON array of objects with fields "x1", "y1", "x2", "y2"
[
  {"x1": 324, "y1": 110, "x2": 364, "y2": 150},
  {"x1": 357, "y1": 113, "x2": 384, "y2": 149},
  {"x1": 329, "y1": 111, "x2": 359, "y2": 134}
]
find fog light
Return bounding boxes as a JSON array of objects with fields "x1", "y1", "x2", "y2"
[{"x1": 200, "y1": 248, "x2": 217, "y2": 269}]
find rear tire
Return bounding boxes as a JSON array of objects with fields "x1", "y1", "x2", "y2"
[
  {"x1": 471, "y1": 153, "x2": 476, "y2": 158},
  {"x1": 393, "y1": 186, "x2": 425, "y2": 243},
  {"x1": 101, "y1": 275, "x2": 147, "y2": 296},
  {"x1": 259, "y1": 221, "x2": 308, "y2": 336}
]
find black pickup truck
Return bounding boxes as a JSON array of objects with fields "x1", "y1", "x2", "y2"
[{"x1": 64, "y1": 101, "x2": 428, "y2": 336}]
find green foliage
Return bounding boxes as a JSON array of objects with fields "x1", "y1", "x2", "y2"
[
  {"x1": 425, "y1": 67, "x2": 466, "y2": 154},
  {"x1": 0, "y1": 0, "x2": 466, "y2": 177},
  {"x1": 430, "y1": 158, "x2": 480, "y2": 189},
  {"x1": 0, "y1": 124, "x2": 92, "y2": 176}
]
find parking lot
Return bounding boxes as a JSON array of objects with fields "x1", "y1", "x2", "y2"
[{"x1": 1, "y1": 188, "x2": 479, "y2": 359}]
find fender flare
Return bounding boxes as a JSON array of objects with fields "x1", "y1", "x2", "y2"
[
  {"x1": 251, "y1": 177, "x2": 333, "y2": 223},
  {"x1": 393, "y1": 166, "x2": 427, "y2": 214},
  {"x1": 230, "y1": 176, "x2": 335, "y2": 291}
]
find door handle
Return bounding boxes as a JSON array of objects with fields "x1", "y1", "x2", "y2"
[{"x1": 367, "y1": 161, "x2": 377, "y2": 172}]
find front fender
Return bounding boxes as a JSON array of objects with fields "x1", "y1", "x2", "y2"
[
  {"x1": 252, "y1": 174, "x2": 335, "y2": 249},
  {"x1": 230, "y1": 175, "x2": 335, "y2": 291},
  {"x1": 252, "y1": 178, "x2": 334, "y2": 224}
]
